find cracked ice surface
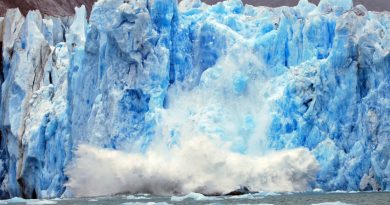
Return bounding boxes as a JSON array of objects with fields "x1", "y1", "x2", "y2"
[{"x1": 0, "y1": 0, "x2": 390, "y2": 198}]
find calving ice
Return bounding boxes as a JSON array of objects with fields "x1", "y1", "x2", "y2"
[{"x1": 0, "y1": 0, "x2": 389, "y2": 199}]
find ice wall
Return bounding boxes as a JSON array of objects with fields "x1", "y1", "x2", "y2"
[
  {"x1": 0, "y1": 8, "x2": 74, "y2": 198},
  {"x1": 0, "y1": 0, "x2": 389, "y2": 199}
]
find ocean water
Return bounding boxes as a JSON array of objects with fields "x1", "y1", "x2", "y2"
[{"x1": 2, "y1": 192, "x2": 389, "y2": 205}]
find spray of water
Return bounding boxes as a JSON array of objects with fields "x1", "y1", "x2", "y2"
[
  {"x1": 66, "y1": 140, "x2": 318, "y2": 197},
  {"x1": 66, "y1": 40, "x2": 319, "y2": 197}
]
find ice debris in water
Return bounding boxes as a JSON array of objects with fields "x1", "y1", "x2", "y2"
[
  {"x1": 0, "y1": 198, "x2": 57, "y2": 204},
  {"x1": 171, "y1": 193, "x2": 221, "y2": 201},
  {"x1": 312, "y1": 202, "x2": 355, "y2": 205},
  {"x1": 126, "y1": 195, "x2": 150, "y2": 200}
]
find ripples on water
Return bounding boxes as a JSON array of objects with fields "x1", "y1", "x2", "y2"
[{"x1": 1, "y1": 192, "x2": 389, "y2": 205}]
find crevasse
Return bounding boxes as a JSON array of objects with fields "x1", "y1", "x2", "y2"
[{"x1": 0, "y1": 0, "x2": 389, "y2": 199}]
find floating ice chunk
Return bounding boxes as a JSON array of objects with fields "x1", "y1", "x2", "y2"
[
  {"x1": 126, "y1": 195, "x2": 150, "y2": 200},
  {"x1": 0, "y1": 196, "x2": 55, "y2": 204},
  {"x1": 26, "y1": 199, "x2": 58, "y2": 204},
  {"x1": 313, "y1": 188, "x2": 324, "y2": 193},
  {"x1": 8, "y1": 197, "x2": 27, "y2": 203},
  {"x1": 171, "y1": 193, "x2": 220, "y2": 201}
]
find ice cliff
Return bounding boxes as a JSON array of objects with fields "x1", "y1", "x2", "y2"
[{"x1": 0, "y1": 0, "x2": 389, "y2": 199}]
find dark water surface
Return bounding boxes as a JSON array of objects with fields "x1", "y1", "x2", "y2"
[{"x1": 3, "y1": 192, "x2": 389, "y2": 205}]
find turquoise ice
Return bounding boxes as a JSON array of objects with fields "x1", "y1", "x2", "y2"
[{"x1": 0, "y1": 0, "x2": 389, "y2": 198}]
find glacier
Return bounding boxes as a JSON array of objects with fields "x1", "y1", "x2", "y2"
[{"x1": 0, "y1": 0, "x2": 389, "y2": 199}]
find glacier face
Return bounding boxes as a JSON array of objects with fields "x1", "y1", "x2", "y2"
[{"x1": 0, "y1": 0, "x2": 390, "y2": 199}]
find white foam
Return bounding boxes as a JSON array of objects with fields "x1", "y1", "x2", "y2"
[
  {"x1": 312, "y1": 202, "x2": 355, "y2": 205},
  {"x1": 0, "y1": 198, "x2": 57, "y2": 205},
  {"x1": 226, "y1": 194, "x2": 257, "y2": 199},
  {"x1": 328, "y1": 190, "x2": 348, "y2": 194},
  {"x1": 66, "y1": 139, "x2": 318, "y2": 197},
  {"x1": 126, "y1": 195, "x2": 150, "y2": 200},
  {"x1": 171, "y1": 193, "x2": 220, "y2": 201},
  {"x1": 1, "y1": 197, "x2": 26, "y2": 203},
  {"x1": 26, "y1": 200, "x2": 58, "y2": 205},
  {"x1": 327, "y1": 190, "x2": 359, "y2": 194},
  {"x1": 255, "y1": 191, "x2": 281, "y2": 197}
]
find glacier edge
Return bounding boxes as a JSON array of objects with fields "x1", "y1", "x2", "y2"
[{"x1": 0, "y1": 0, "x2": 389, "y2": 198}]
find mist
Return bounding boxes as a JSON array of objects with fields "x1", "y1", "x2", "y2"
[
  {"x1": 66, "y1": 140, "x2": 318, "y2": 197},
  {"x1": 65, "y1": 41, "x2": 320, "y2": 197}
]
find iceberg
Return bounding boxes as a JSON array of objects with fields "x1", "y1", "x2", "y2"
[{"x1": 0, "y1": 0, "x2": 389, "y2": 199}]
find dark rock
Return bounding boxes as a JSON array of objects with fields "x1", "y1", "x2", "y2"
[
  {"x1": 0, "y1": 0, "x2": 95, "y2": 17},
  {"x1": 225, "y1": 186, "x2": 251, "y2": 196}
]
